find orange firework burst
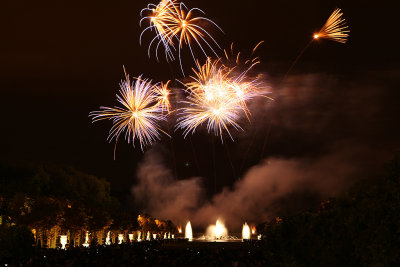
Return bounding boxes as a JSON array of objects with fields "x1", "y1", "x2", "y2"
[
  {"x1": 140, "y1": 0, "x2": 223, "y2": 74},
  {"x1": 313, "y1": 8, "x2": 350, "y2": 43},
  {"x1": 140, "y1": 0, "x2": 179, "y2": 61},
  {"x1": 89, "y1": 72, "x2": 169, "y2": 151},
  {"x1": 176, "y1": 53, "x2": 268, "y2": 140}
]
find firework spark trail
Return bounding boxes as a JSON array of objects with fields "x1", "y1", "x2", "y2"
[
  {"x1": 313, "y1": 8, "x2": 350, "y2": 43},
  {"x1": 140, "y1": 0, "x2": 223, "y2": 75},
  {"x1": 90, "y1": 73, "x2": 170, "y2": 151}
]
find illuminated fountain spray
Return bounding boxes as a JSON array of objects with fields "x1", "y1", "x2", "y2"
[
  {"x1": 185, "y1": 221, "x2": 193, "y2": 241},
  {"x1": 206, "y1": 219, "x2": 228, "y2": 240},
  {"x1": 137, "y1": 231, "x2": 142, "y2": 242},
  {"x1": 83, "y1": 231, "x2": 89, "y2": 247},
  {"x1": 129, "y1": 234, "x2": 134, "y2": 243},
  {"x1": 105, "y1": 231, "x2": 111, "y2": 245},
  {"x1": 215, "y1": 220, "x2": 227, "y2": 239},
  {"x1": 118, "y1": 234, "x2": 123, "y2": 244},
  {"x1": 146, "y1": 231, "x2": 150, "y2": 241},
  {"x1": 242, "y1": 223, "x2": 251, "y2": 240},
  {"x1": 60, "y1": 235, "x2": 67, "y2": 249}
]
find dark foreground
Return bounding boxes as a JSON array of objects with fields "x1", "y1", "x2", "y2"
[{"x1": 19, "y1": 240, "x2": 266, "y2": 266}]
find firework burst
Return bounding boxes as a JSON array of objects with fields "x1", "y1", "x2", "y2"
[
  {"x1": 140, "y1": 0, "x2": 179, "y2": 61},
  {"x1": 90, "y1": 73, "x2": 169, "y2": 151},
  {"x1": 313, "y1": 8, "x2": 350, "y2": 43},
  {"x1": 176, "y1": 53, "x2": 267, "y2": 140},
  {"x1": 154, "y1": 80, "x2": 172, "y2": 113},
  {"x1": 140, "y1": 0, "x2": 223, "y2": 74}
]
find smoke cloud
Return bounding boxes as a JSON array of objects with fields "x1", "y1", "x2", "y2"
[
  {"x1": 132, "y1": 71, "x2": 399, "y2": 230},
  {"x1": 132, "y1": 150, "x2": 204, "y2": 222}
]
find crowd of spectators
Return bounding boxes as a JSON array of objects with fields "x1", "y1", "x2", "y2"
[{"x1": 16, "y1": 240, "x2": 266, "y2": 266}]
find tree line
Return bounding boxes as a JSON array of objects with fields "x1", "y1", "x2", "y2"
[{"x1": 259, "y1": 156, "x2": 400, "y2": 266}]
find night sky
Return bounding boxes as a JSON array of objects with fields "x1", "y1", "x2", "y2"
[{"x1": 1, "y1": 0, "x2": 399, "y2": 211}]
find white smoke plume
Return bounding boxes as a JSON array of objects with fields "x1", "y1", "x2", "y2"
[{"x1": 132, "y1": 144, "x2": 372, "y2": 230}]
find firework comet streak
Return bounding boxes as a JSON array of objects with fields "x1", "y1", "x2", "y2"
[
  {"x1": 284, "y1": 8, "x2": 350, "y2": 80},
  {"x1": 313, "y1": 8, "x2": 350, "y2": 44}
]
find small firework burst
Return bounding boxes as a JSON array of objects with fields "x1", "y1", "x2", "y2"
[{"x1": 154, "y1": 80, "x2": 172, "y2": 113}]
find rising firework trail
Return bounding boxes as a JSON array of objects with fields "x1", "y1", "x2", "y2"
[
  {"x1": 140, "y1": 0, "x2": 223, "y2": 75},
  {"x1": 90, "y1": 70, "x2": 170, "y2": 154}
]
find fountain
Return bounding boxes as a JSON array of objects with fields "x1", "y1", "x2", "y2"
[
  {"x1": 215, "y1": 220, "x2": 227, "y2": 239},
  {"x1": 60, "y1": 235, "x2": 67, "y2": 249},
  {"x1": 129, "y1": 234, "x2": 134, "y2": 242},
  {"x1": 185, "y1": 221, "x2": 193, "y2": 241},
  {"x1": 242, "y1": 223, "x2": 250, "y2": 240},
  {"x1": 146, "y1": 231, "x2": 150, "y2": 241},
  {"x1": 105, "y1": 231, "x2": 111, "y2": 245},
  {"x1": 82, "y1": 231, "x2": 89, "y2": 247},
  {"x1": 137, "y1": 231, "x2": 142, "y2": 242},
  {"x1": 118, "y1": 234, "x2": 123, "y2": 244},
  {"x1": 204, "y1": 219, "x2": 229, "y2": 240}
]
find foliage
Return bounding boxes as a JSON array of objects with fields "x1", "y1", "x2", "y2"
[
  {"x1": 0, "y1": 225, "x2": 34, "y2": 263},
  {"x1": 261, "y1": 156, "x2": 400, "y2": 266},
  {"x1": 0, "y1": 162, "x2": 113, "y2": 233}
]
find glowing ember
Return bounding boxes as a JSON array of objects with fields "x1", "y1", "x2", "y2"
[
  {"x1": 185, "y1": 221, "x2": 193, "y2": 241},
  {"x1": 242, "y1": 223, "x2": 250, "y2": 240},
  {"x1": 251, "y1": 226, "x2": 256, "y2": 235}
]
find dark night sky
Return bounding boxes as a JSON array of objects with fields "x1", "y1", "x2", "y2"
[{"x1": 1, "y1": 0, "x2": 399, "y2": 205}]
